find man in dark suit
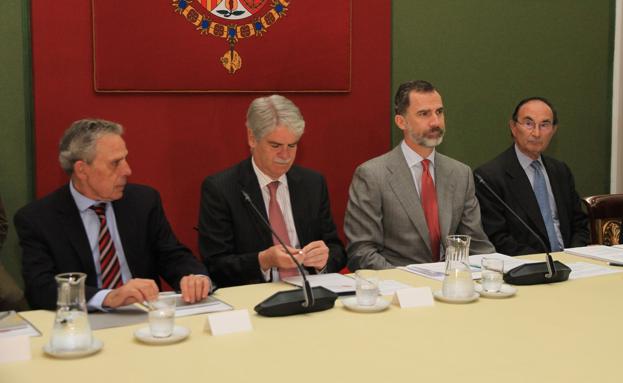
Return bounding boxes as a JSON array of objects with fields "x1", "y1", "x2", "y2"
[
  {"x1": 475, "y1": 97, "x2": 589, "y2": 255},
  {"x1": 198, "y1": 95, "x2": 346, "y2": 288},
  {"x1": 15, "y1": 119, "x2": 211, "y2": 310}
]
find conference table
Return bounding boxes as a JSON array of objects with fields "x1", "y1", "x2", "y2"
[{"x1": 2, "y1": 252, "x2": 622, "y2": 383}]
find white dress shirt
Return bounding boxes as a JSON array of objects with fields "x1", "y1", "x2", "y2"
[{"x1": 251, "y1": 158, "x2": 301, "y2": 282}]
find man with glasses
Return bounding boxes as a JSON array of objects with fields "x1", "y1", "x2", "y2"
[{"x1": 475, "y1": 97, "x2": 589, "y2": 256}]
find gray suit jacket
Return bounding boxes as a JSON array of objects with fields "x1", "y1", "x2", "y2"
[{"x1": 344, "y1": 145, "x2": 494, "y2": 269}]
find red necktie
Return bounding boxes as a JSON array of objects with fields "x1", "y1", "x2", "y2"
[
  {"x1": 90, "y1": 204, "x2": 123, "y2": 289},
  {"x1": 421, "y1": 160, "x2": 441, "y2": 262},
  {"x1": 267, "y1": 182, "x2": 298, "y2": 278}
]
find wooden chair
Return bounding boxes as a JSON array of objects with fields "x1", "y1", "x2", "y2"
[{"x1": 582, "y1": 194, "x2": 623, "y2": 245}]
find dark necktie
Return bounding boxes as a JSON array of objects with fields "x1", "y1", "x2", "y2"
[
  {"x1": 421, "y1": 159, "x2": 441, "y2": 262},
  {"x1": 90, "y1": 203, "x2": 123, "y2": 289},
  {"x1": 530, "y1": 161, "x2": 561, "y2": 252},
  {"x1": 267, "y1": 182, "x2": 298, "y2": 278}
]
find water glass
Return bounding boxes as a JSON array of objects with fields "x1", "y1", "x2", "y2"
[
  {"x1": 355, "y1": 270, "x2": 379, "y2": 306},
  {"x1": 148, "y1": 295, "x2": 176, "y2": 338},
  {"x1": 481, "y1": 258, "x2": 504, "y2": 292}
]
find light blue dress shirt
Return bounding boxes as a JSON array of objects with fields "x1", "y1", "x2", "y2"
[
  {"x1": 70, "y1": 182, "x2": 132, "y2": 311},
  {"x1": 401, "y1": 140, "x2": 436, "y2": 197},
  {"x1": 514, "y1": 145, "x2": 564, "y2": 249}
]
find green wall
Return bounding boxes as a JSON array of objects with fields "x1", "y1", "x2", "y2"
[
  {"x1": 0, "y1": 0, "x2": 32, "y2": 288},
  {"x1": 392, "y1": 0, "x2": 614, "y2": 197}
]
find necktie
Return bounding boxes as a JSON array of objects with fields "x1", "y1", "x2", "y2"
[
  {"x1": 267, "y1": 181, "x2": 298, "y2": 278},
  {"x1": 90, "y1": 204, "x2": 123, "y2": 289},
  {"x1": 531, "y1": 161, "x2": 561, "y2": 252},
  {"x1": 421, "y1": 159, "x2": 441, "y2": 262}
]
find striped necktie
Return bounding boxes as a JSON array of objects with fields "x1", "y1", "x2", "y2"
[{"x1": 90, "y1": 203, "x2": 123, "y2": 289}]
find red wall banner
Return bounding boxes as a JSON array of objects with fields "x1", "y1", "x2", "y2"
[
  {"x1": 93, "y1": 0, "x2": 351, "y2": 92},
  {"x1": 31, "y1": 0, "x2": 390, "y2": 254}
]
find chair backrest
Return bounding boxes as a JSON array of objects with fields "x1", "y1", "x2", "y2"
[{"x1": 582, "y1": 194, "x2": 623, "y2": 245}]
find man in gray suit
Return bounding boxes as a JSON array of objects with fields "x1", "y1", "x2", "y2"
[{"x1": 344, "y1": 80, "x2": 494, "y2": 270}]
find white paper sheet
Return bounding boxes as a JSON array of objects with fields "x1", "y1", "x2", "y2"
[
  {"x1": 564, "y1": 245, "x2": 623, "y2": 263},
  {"x1": 567, "y1": 261, "x2": 623, "y2": 279}
]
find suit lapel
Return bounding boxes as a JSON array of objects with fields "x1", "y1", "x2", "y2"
[
  {"x1": 112, "y1": 197, "x2": 139, "y2": 274},
  {"x1": 57, "y1": 185, "x2": 97, "y2": 283},
  {"x1": 286, "y1": 167, "x2": 307, "y2": 246},
  {"x1": 503, "y1": 148, "x2": 548, "y2": 238},
  {"x1": 238, "y1": 158, "x2": 273, "y2": 246},
  {"x1": 386, "y1": 146, "x2": 431, "y2": 252},
  {"x1": 434, "y1": 153, "x2": 456, "y2": 240}
]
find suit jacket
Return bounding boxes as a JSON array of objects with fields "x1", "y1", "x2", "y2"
[
  {"x1": 474, "y1": 145, "x2": 589, "y2": 255},
  {"x1": 344, "y1": 145, "x2": 495, "y2": 269},
  {"x1": 198, "y1": 158, "x2": 347, "y2": 288},
  {"x1": 14, "y1": 183, "x2": 208, "y2": 310}
]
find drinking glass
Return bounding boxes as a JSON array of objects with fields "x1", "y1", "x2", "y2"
[
  {"x1": 355, "y1": 270, "x2": 379, "y2": 306},
  {"x1": 481, "y1": 258, "x2": 504, "y2": 292},
  {"x1": 148, "y1": 295, "x2": 176, "y2": 338}
]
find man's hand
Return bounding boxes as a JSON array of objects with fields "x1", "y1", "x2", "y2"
[
  {"x1": 258, "y1": 244, "x2": 305, "y2": 271},
  {"x1": 301, "y1": 240, "x2": 329, "y2": 270},
  {"x1": 102, "y1": 278, "x2": 159, "y2": 308},
  {"x1": 180, "y1": 274, "x2": 211, "y2": 303}
]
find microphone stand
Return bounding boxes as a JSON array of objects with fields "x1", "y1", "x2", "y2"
[
  {"x1": 475, "y1": 174, "x2": 570, "y2": 285},
  {"x1": 241, "y1": 190, "x2": 314, "y2": 308},
  {"x1": 241, "y1": 190, "x2": 337, "y2": 316}
]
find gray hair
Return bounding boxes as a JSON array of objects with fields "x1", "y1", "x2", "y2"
[
  {"x1": 58, "y1": 119, "x2": 123, "y2": 175},
  {"x1": 246, "y1": 95, "x2": 305, "y2": 140}
]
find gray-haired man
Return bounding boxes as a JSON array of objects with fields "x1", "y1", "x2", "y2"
[
  {"x1": 198, "y1": 95, "x2": 346, "y2": 288},
  {"x1": 15, "y1": 119, "x2": 211, "y2": 310}
]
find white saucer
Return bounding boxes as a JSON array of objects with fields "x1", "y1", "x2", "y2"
[
  {"x1": 342, "y1": 297, "x2": 390, "y2": 313},
  {"x1": 475, "y1": 283, "x2": 517, "y2": 298},
  {"x1": 43, "y1": 338, "x2": 103, "y2": 359},
  {"x1": 134, "y1": 325, "x2": 190, "y2": 345},
  {"x1": 433, "y1": 290, "x2": 479, "y2": 304}
]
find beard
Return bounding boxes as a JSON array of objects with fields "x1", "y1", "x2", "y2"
[{"x1": 408, "y1": 125, "x2": 445, "y2": 148}]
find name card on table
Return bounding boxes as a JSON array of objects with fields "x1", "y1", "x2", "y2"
[
  {"x1": 205, "y1": 309, "x2": 252, "y2": 336},
  {"x1": 0, "y1": 335, "x2": 31, "y2": 364},
  {"x1": 392, "y1": 287, "x2": 434, "y2": 308}
]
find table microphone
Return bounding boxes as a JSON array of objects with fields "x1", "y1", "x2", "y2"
[
  {"x1": 474, "y1": 173, "x2": 570, "y2": 285},
  {"x1": 241, "y1": 190, "x2": 337, "y2": 316}
]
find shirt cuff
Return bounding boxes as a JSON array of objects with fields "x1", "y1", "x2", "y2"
[{"x1": 87, "y1": 289, "x2": 112, "y2": 312}]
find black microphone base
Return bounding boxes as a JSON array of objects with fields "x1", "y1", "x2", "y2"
[
  {"x1": 504, "y1": 261, "x2": 571, "y2": 285},
  {"x1": 254, "y1": 286, "x2": 338, "y2": 317}
]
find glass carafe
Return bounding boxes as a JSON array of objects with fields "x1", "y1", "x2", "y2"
[
  {"x1": 442, "y1": 235, "x2": 474, "y2": 298},
  {"x1": 50, "y1": 272, "x2": 93, "y2": 352}
]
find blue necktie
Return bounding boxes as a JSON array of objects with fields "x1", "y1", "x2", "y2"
[{"x1": 530, "y1": 161, "x2": 561, "y2": 251}]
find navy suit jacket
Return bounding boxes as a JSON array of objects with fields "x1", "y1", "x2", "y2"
[
  {"x1": 14, "y1": 183, "x2": 207, "y2": 309},
  {"x1": 198, "y1": 158, "x2": 346, "y2": 288},
  {"x1": 475, "y1": 146, "x2": 589, "y2": 255}
]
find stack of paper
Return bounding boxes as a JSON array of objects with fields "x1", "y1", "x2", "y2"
[
  {"x1": 0, "y1": 311, "x2": 40, "y2": 338},
  {"x1": 564, "y1": 245, "x2": 623, "y2": 264}
]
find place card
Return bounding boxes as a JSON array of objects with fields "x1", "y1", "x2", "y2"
[
  {"x1": 205, "y1": 309, "x2": 252, "y2": 336},
  {"x1": 392, "y1": 287, "x2": 434, "y2": 308},
  {"x1": 0, "y1": 335, "x2": 31, "y2": 364}
]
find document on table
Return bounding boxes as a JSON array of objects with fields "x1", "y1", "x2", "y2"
[
  {"x1": 400, "y1": 262, "x2": 481, "y2": 281},
  {"x1": 0, "y1": 311, "x2": 41, "y2": 338},
  {"x1": 283, "y1": 273, "x2": 356, "y2": 294},
  {"x1": 468, "y1": 253, "x2": 539, "y2": 273},
  {"x1": 173, "y1": 295, "x2": 233, "y2": 317},
  {"x1": 283, "y1": 274, "x2": 412, "y2": 296},
  {"x1": 567, "y1": 262, "x2": 623, "y2": 279},
  {"x1": 564, "y1": 245, "x2": 623, "y2": 264}
]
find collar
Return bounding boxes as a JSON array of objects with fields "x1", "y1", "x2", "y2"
[
  {"x1": 514, "y1": 144, "x2": 544, "y2": 171},
  {"x1": 400, "y1": 140, "x2": 436, "y2": 168},
  {"x1": 251, "y1": 157, "x2": 289, "y2": 190},
  {"x1": 69, "y1": 180, "x2": 111, "y2": 212}
]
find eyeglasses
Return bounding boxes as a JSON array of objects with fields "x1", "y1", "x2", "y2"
[{"x1": 514, "y1": 119, "x2": 554, "y2": 132}]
